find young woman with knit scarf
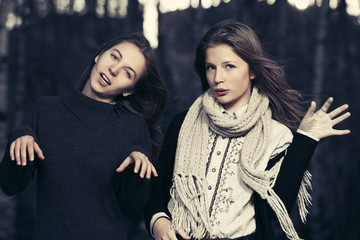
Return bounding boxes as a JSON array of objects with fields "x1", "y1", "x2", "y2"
[
  {"x1": 0, "y1": 32, "x2": 168, "y2": 239},
  {"x1": 144, "y1": 20, "x2": 350, "y2": 240}
]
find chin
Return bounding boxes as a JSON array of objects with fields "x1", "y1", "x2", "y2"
[
  {"x1": 214, "y1": 96, "x2": 228, "y2": 104},
  {"x1": 217, "y1": 100, "x2": 230, "y2": 108}
]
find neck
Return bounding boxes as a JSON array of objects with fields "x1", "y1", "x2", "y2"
[{"x1": 82, "y1": 80, "x2": 112, "y2": 104}]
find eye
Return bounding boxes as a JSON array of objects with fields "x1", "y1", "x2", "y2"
[
  {"x1": 206, "y1": 65, "x2": 215, "y2": 71},
  {"x1": 111, "y1": 54, "x2": 119, "y2": 61},
  {"x1": 226, "y1": 64, "x2": 235, "y2": 69},
  {"x1": 124, "y1": 69, "x2": 132, "y2": 78}
]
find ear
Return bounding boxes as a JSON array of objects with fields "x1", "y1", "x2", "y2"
[
  {"x1": 94, "y1": 56, "x2": 99, "y2": 63},
  {"x1": 122, "y1": 91, "x2": 134, "y2": 97},
  {"x1": 250, "y1": 71, "x2": 256, "y2": 80}
]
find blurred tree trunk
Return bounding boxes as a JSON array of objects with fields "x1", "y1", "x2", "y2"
[
  {"x1": 312, "y1": 0, "x2": 329, "y2": 101},
  {"x1": 0, "y1": 1, "x2": 16, "y2": 239},
  {"x1": 311, "y1": 0, "x2": 360, "y2": 239},
  {"x1": 309, "y1": 1, "x2": 331, "y2": 239},
  {"x1": 87, "y1": 0, "x2": 97, "y2": 16},
  {"x1": 276, "y1": 0, "x2": 288, "y2": 61}
]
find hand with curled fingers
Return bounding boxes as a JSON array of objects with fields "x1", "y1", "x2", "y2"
[
  {"x1": 298, "y1": 97, "x2": 351, "y2": 140},
  {"x1": 116, "y1": 151, "x2": 158, "y2": 179},
  {"x1": 10, "y1": 135, "x2": 45, "y2": 166},
  {"x1": 153, "y1": 217, "x2": 191, "y2": 240}
]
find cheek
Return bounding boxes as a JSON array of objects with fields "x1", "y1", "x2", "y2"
[
  {"x1": 89, "y1": 66, "x2": 97, "y2": 80},
  {"x1": 206, "y1": 72, "x2": 213, "y2": 84},
  {"x1": 234, "y1": 71, "x2": 250, "y2": 83}
]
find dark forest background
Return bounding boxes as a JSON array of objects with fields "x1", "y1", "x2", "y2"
[{"x1": 0, "y1": 0, "x2": 359, "y2": 239}]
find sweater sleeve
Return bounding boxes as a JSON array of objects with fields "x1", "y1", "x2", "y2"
[
  {"x1": 115, "y1": 117, "x2": 153, "y2": 218},
  {"x1": 267, "y1": 132, "x2": 318, "y2": 218},
  {"x1": 143, "y1": 111, "x2": 187, "y2": 233},
  {"x1": 0, "y1": 100, "x2": 42, "y2": 196}
]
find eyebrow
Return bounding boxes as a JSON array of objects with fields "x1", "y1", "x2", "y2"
[
  {"x1": 223, "y1": 61, "x2": 238, "y2": 65},
  {"x1": 112, "y1": 48, "x2": 137, "y2": 79},
  {"x1": 206, "y1": 60, "x2": 239, "y2": 65}
]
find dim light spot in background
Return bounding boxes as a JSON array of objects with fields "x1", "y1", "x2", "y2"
[
  {"x1": 4, "y1": 0, "x2": 360, "y2": 45},
  {"x1": 73, "y1": 0, "x2": 86, "y2": 13}
]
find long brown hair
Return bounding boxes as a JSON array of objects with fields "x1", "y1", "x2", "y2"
[
  {"x1": 79, "y1": 32, "x2": 168, "y2": 157},
  {"x1": 194, "y1": 20, "x2": 304, "y2": 132}
]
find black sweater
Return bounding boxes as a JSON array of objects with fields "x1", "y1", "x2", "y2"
[
  {"x1": 144, "y1": 111, "x2": 318, "y2": 240},
  {"x1": 0, "y1": 89, "x2": 152, "y2": 240}
]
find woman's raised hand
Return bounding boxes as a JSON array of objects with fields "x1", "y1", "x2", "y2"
[
  {"x1": 10, "y1": 135, "x2": 45, "y2": 166},
  {"x1": 116, "y1": 151, "x2": 158, "y2": 179},
  {"x1": 298, "y1": 97, "x2": 351, "y2": 140}
]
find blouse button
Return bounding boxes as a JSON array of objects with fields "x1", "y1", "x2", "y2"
[
  {"x1": 208, "y1": 186, "x2": 212, "y2": 190},
  {"x1": 212, "y1": 168, "x2": 216, "y2": 172},
  {"x1": 216, "y1": 151, "x2": 221, "y2": 155}
]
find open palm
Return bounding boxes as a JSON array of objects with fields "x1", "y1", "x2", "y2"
[{"x1": 298, "y1": 97, "x2": 351, "y2": 140}]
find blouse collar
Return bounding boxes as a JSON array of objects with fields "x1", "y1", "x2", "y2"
[{"x1": 222, "y1": 104, "x2": 249, "y2": 120}]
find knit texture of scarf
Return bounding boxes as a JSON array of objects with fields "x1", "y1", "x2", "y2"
[{"x1": 168, "y1": 87, "x2": 312, "y2": 240}]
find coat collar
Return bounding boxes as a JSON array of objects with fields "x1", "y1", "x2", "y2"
[{"x1": 62, "y1": 89, "x2": 115, "y2": 130}]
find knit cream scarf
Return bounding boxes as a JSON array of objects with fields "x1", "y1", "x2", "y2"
[{"x1": 168, "y1": 87, "x2": 312, "y2": 240}]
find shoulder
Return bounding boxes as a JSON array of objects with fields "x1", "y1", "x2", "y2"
[
  {"x1": 29, "y1": 96, "x2": 61, "y2": 112},
  {"x1": 122, "y1": 110, "x2": 147, "y2": 126},
  {"x1": 34, "y1": 96, "x2": 61, "y2": 106},
  {"x1": 267, "y1": 119, "x2": 293, "y2": 156},
  {"x1": 170, "y1": 110, "x2": 188, "y2": 128},
  {"x1": 114, "y1": 107, "x2": 149, "y2": 133},
  {"x1": 166, "y1": 110, "x2": 188, "y2": 135},
  {"x1": 256, "y1": 120, "x2": 293, "y2": 170},
  {"x1": 270, "y1": 119, "x2": 292, "y2": 139}
]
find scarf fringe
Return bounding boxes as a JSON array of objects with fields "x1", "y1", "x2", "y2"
[
  {"x1": 241, "y1": 160, "x2": 303, "y2": 240},
  {"x1": 258, "y1": 164, "x2": 312, "y2": 239},
  {"x1": 170, "y1": 175, "x2": 210, "y2": 239},
  {"x1": 297, "y1": 170, "x2": 313, "y2": 223},
  {"x1": 266, "y1": 188, "x2": 303, "y2": 240}
]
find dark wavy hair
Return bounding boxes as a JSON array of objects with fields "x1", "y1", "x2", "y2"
[
  {"x1": 79, "y1": 32, "x2": 168, "y2": 157},
  {"x1": 194, "y1": 20, "x2": 304, "y2": 132}
]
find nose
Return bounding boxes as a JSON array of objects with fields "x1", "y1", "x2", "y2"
[
  {"x1": 109, "y1": 63, "x2": 122, "y2": 77},
  {"x1": 214, "y1": 69, "x2": 224, "y2": 84}
]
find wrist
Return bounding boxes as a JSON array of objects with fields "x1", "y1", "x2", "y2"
[
  {"x1": 296, "y1": 129, "x2": 320, "y2": 141},
  {"x1": 153, "y1": 217, "x2": 171, "y2": 239},
  {"x1": 150, "y1": 212, "x2": 171, "y2": 237}
]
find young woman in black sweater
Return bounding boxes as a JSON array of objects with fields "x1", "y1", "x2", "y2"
[{"x1": 0, "y1": 32, "x2": 168, "y2": 240}]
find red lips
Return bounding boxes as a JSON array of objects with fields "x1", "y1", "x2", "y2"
[{"x1": 215, "y1": 89, "x2": 229, "y2": 96}]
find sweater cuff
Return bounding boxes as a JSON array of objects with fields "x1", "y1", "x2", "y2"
[
  {"x1": 9, "y1": 126, "x2": 38, "y2": 143},
  {"x1": 292, "y1": 132, "x2": 319, "y2": 149},
  {"x1": 123, "y1": 146, "x2": 152, "y2": 163}
]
